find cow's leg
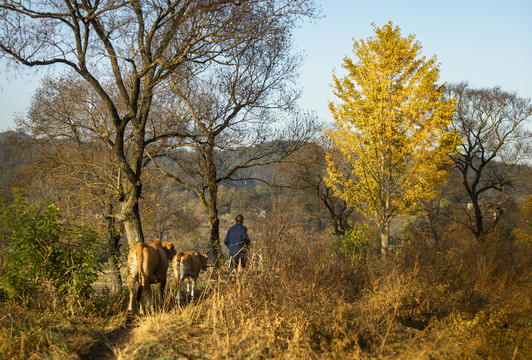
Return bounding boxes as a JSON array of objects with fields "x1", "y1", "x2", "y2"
[
  {"x1": 138, "y1": 285, "x2": 146, "y2": 315},
  {"x1": 159, "y1": 279, "x2": 166, "y2": 310},
  {"x1": 145, "y1": 284, "x2": 153, "y2": 314},
  {"x1": 177, "y1": 273, "x2": 185, "y2": 302},
  {"x1": 190, "y1": 275, "x2": 198, "y2": 300},
  {"x1": 176, "y1": 261, "x2": 183, "y2": 302},
  {"x1": 137, "y1": 285, "x2": 143, "y2": 302},
  {"x1": 127, "y1": 275, "x2": 137, "y2": 314}
]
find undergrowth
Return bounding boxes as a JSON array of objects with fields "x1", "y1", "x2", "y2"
[
  {"x1": 0, "y1": 292, "x2": 128, "y2": 359},
  {"x1": 2, "y1": 216, "x2": 531, "y2": 359},
  {"x1": 115, "y1": 229, "x2": 532, "y2": 359}
]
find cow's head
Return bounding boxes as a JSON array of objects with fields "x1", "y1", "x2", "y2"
[
  {"x1": 200, "y1": 252, "x2": 209, "y2": 270},
  {"x1": 162, "y1": 242, "x2": 178, "y2": 260}
]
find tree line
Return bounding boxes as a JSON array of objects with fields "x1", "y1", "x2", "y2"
[
  {"x1": 0, "y1": 4, "x2": 531, "y2": 300},
  {"x1": 0, "y1": 0, "x2": 321, "y2": 260}
]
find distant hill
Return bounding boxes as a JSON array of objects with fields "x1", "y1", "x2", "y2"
[{"x1": 0, "y1": 131, "x2": 32, "y2": 191}]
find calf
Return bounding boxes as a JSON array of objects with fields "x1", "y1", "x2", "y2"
[
  {"x1": 127, "y1": 239, "x2": 177, "y2": 314},
  {"x1": 173, "y1": 251, "x2": 209, "y2": 302}
]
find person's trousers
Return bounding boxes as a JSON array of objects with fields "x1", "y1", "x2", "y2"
[{"x1": 230, "y1": 256, "x2": 246, "y2": 270}]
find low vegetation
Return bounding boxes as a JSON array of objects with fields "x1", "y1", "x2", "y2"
[
  {"x1": 115, "y1": 220, "x2": 532, "y2": 359},
  {"x1": 1, "y1": 198, "x2": 531, "y2": 359}
]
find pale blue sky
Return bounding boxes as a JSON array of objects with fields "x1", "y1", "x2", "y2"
[
  {"x1": 1, "y1": 0, "x2": 531, "y2": 130},
  {"x1": 294, "y1": 0, "x2": 532, "y2": 120}
]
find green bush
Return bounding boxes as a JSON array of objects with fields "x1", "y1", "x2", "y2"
[
  {"x1": 0, "y1": 190, "x2": 101, "y2": 310},
  {"x1": 330, "y1": 223, "x2": 370, "y2": 259}
]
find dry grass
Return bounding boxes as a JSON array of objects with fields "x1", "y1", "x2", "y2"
[
  {"x1": 0, "y1": 290, "x2": 129, "y2": 359},
  {"x1": 115, "y1": 227, "x2": 532, "y2": 359},
  {"x1": 2, "y1": 212, "x2": 531, "y2": 359}
]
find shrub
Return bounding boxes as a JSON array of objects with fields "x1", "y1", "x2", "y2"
[
  {"x1": 330, "y1": 223, "x2": 370, "y2": 259},
  {"x1": 0, "y1": 190, "x2": 101, "y2": 311}
]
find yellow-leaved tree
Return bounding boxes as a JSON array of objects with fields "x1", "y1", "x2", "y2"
[{"x1": 326, "y1": 22, "x2": 459, "y2": 256}]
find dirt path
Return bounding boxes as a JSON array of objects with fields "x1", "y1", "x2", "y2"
[{"x1": 79, "y1": 318, "x2": 135, "y2": 360}]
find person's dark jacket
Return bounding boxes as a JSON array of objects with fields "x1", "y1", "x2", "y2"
[{"x1": 224, "y1": 222, "x2": 249, "y2": 258}]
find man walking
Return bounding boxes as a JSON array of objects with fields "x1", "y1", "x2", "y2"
[{"x1": 224, "y1": 214, "x2": 250, "y2": 271}]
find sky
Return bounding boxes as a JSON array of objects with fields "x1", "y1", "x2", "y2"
[{"x1": 1, "y1": 0, "x2": 531, "y2": 131}]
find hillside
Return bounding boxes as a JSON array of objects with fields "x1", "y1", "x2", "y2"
[{"x1": 0, "y1": 131, "x2": 32, "y2": 191}]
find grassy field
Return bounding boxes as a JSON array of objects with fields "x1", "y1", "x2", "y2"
[{"x1": 1, "y1": 226, "x2": 532, "y2": 359}]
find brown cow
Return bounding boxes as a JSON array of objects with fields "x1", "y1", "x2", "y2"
[
  {"x1": 173, "y1": 251, "x2": 209, "y2": 302},
  {"x1": 127, "y1": 239, "x2": 177, "y2": 314}
]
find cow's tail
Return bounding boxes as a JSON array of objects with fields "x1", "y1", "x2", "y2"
[
  {"x1": 174, "y1": 252, "x2": 184, "y2": 280},
  {"x1": 137, "y1": 243, "x2": 146, "y2": 287}
]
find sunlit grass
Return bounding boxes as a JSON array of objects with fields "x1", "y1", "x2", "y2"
[{"x1": 2, "y1": 227, "x2": 531, "y2": 359}]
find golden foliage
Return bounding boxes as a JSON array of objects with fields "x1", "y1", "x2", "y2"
[{"x1": 326, "y1": 22, "x2": 459, "y2": 232}]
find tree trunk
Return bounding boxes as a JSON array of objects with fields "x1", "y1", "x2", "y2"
[
  {"x1": 105, "y1": 202, "x2": 122, "y2": 294},
  {"x1": 463, "y1": 164, "x2": 485, "y2": 241},
  {"x1": 379, "y1": 223, "x2": 390, "y2": 257},
  {"x1": 472, "y1": 196, "x2": 484, "y2": 241},
  {"x1": 122, "y1": 206, "x2": 144, "y2": 247},
  {"x1": 206, "y1": 143, "x2": 221, "y2": 262},
  {"x1": 327, "y1": 206, "x2": 352, "y2": 236},
  {"x1": 208, "y1": 205, "x2": 221, "y2": 262},
  {"x1": 199, "y1": 187, "x2": 221, "y2": 262},
  {"x1": 107, "y1": 248, "x2": 121, "y2": 294},
  {"x1": 118, "y1": 180, "x2": 144, "y2": 247}
]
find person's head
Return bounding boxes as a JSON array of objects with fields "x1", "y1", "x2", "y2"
[{"x1": 235, "y1": 214, "x2": 244, "y2": 224}]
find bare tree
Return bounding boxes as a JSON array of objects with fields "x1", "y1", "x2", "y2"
[
  {"x1": 447, "y1": 83, "x2": 532, "y2": 240},
  {"x1": 277, "y1": 139, "x2": 358, "y2": 236},
  {"x1": 146, "y1": 45, "x2": 321, "y2": 258},
  {"x1": 0, "y1": 0, "x2": 318, "y2": 246},
  {"x1": 16, "y1": 76, "x2": 125, "y2": 292}
]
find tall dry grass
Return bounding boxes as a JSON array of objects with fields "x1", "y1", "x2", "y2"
[
  {"x1": 116, "y1": 212, "x2": 532, "y2": 359},
  {"x1": 3, "y1": 208, "x2": 530, "y2": 359},
  {"x1": 0, "y1": 288, "x2": 129, "y2": 359}
]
